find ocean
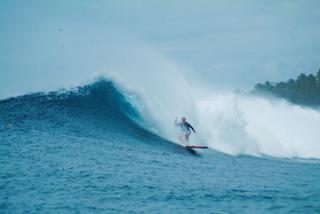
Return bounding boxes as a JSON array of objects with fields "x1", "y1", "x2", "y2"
[{"x1": 1, "y1": 79, "x2": 320, "y2": 213}]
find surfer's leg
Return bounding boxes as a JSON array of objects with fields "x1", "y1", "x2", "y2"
[{"x1": 185, "y1": 131, "x2": 191, "y2": 141}]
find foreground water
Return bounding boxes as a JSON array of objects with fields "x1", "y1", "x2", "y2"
[{"x1": 1, "y1": 80, "x2": 320, "y2": 213}]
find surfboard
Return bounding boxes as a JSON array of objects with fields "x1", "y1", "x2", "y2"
[
  {"x1": 186, "y1": 145, "x2": 208, "y2": 149},
  {"x1": 185, "y1": 145, "x2": 208, "y2": 155}
]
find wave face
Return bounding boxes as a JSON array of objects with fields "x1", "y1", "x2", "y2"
[
  {"x1": 0, "y1": 79, "x2": 167, "y2": 148},
  {"x1": 0, "y1": 80, "x2": 132, "y2": 133}
]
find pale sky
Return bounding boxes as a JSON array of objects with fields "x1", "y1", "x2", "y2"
[{"x1": 1, "y1": 0, "x2": 320, "y2": 98}]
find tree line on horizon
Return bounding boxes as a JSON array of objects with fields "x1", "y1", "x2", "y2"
[{"x1": 253, "y1": 69, "x2": 320, "y2": 106}]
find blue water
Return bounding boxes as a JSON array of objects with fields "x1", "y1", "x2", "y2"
[{"x1": 1, "y1": 80, "x2": 320, "y2": 213}]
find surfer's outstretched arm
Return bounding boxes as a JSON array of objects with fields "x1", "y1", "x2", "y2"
[{"x1": 187, "y1": 123, "x2": 196, "y2": 133}]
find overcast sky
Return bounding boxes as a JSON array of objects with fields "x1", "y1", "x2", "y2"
[{"x1": 1, "y1": 0, "x2": 320, "y2": 98}]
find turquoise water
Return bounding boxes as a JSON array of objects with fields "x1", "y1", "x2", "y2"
[{"x1": 1, "y1": 80, "x2": 320, "y2": 213}]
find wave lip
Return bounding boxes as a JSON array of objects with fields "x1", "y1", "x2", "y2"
[{"x1": 0, "y1": 79, "x2": 144, "y2": 138}]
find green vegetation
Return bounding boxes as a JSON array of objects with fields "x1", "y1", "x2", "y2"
[{"x1": 253, "y1": 69, "x2": 320, "y2": 106}]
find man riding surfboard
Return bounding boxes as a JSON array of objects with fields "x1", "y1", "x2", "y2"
[{"x1": 175, "y1": 117, "x2": 196, "y2": 145}]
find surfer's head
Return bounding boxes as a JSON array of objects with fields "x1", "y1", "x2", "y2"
[{"x1": 182, "y1": 117, "x2": 186, "y2": 123}]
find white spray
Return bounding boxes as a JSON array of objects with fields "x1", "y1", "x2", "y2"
[
  {"x1": 105, "y1": 38, "x2": 320, "y2": 159},
  {"x1": 196, "y1": 94, "x2": 320, "y2": 158}
]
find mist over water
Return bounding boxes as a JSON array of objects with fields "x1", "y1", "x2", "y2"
[{"x1": 103, "y1": 40, "x2": 320, "y2": 159}]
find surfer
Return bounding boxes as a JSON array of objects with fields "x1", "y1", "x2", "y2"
[{"x1": 175, "y1": 117, "x2": 196, "y2": 144}]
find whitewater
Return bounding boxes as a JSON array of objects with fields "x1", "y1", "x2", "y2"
[{"x1": 104, "y1": 42, "x2": 320, "y2": 159}]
